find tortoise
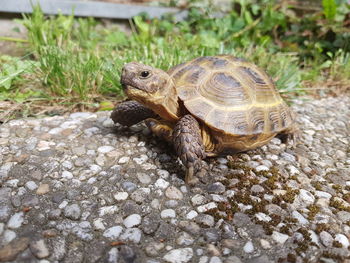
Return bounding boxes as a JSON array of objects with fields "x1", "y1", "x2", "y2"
[{"x1": 111, "y1": 55, "x2": 297, "y2": 184}]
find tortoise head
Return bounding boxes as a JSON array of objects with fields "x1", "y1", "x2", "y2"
[
  {"x1": 121, "y1": 62, "x2": 172, "y2": 103},
  {"x1": 121, "y1": 62, "x2": 180, "y2": 121}
]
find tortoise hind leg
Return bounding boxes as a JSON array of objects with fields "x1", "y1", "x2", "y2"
[
  {"x1": 172, "y1": 115, "x2": 207, "y2": 184},
  {"x1": 111, "y1": 100, "x2": 157, "y2": 127},
  {"x1": 276, "y1": 125, "x2": 300, "y2": 147}
]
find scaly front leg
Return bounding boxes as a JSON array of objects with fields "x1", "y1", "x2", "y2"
[
  {"x1": 111, "y1": 100, "x2": 157, "y2": 127},
  {"x1": 172, "y1": 115, "x2": 207, "y2": 184}
]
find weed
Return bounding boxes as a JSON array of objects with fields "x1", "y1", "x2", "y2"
[{"x1": 0, "y1": 1, "x2": 349, "y2": 116}]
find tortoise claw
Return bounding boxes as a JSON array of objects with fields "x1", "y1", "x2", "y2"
[{"x1": 185, "y1": 162, "x2": 209, "y2": 185}]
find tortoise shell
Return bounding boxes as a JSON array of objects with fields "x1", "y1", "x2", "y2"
[{"x1": 168, "y1": 55, "x2": 294, "y2": 138}]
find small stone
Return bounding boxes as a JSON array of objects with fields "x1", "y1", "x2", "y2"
[
  {"x1": 308, "y1": 230, "x2": 319, "y2": 245},
  {"x1": 142, "y1": 213, "x2": 160, "y2": 234},
  {"x1": 334, "y1": 234, "x2": 349, "y2": 248},
  {"x1": 36, "y1": 184, "x2": 50, "y2": 195},
  {"x1": 123, "y1": 214, "x2": 142, "y2": 228},
  {"x1": 207, "y1": 182, "x2": 226, "y2": 194},
  {"x1": 120, "y1": 228, "x2": 142, "y2": 243},
  {"x1": 191, "y1": 194, "x2": 206, "y2": 206},
  {"x1": 22, "y1": 195, "x2": 39, "y2": 207},
  {"x1": 72, "y1": 146, "x2": 86, "y2": 156},
  {"x1": 103, "y1": 226, "x2": 123, "y2": 239},
  {"x1": 130, "y1": 188, "x2": 151, "y2": 203},
  {"x1": 133, "y1": 154, "x2": 148, "y2": 164},
  {"x1": 251, "y1": 185, "x2": 265, "y2": 194},
  {"x1": 64, "y1": 204, "x2": 81, "y2": 220},
  {"x1": 61, "y1": 171, "x2": 73, "y2": 179},
  {"x1": 286, "y1": 165, "x2": 299, "y2": 175},
  {"x1": 315, "y1": 191, "x2": 332, "y2": 199},
  {"x1": 294, "y1": 189, "x2": 315, "y2": 207},
  {"x1": 255, "y1": 165, "x2": 269, "y2": 172},
  {"x1": 122, "y1": 182, "x2": 137, "y2": 192},
  {"x1": 118, "y1": 156, "x2": 130, "y2": 164},
  {"x1": 210, "y1": 194, "x2": 227, "y2": 202},
  {"x1": 280, "y1": 152, "x2": 296, "y2": 162},
  {"x1": 243, "y1": 241, "x2": 254, "y2": 253},
  {"x1": 0, "y1": 223, "x2": 4, "y2": 235},
  {"x1": 155, "y1": 178, "x2": 170, "y2": 189},
  {"x1": 3, "y1": 230, "x2": 16, "y2": 244},
  {"x1": 195, "y1": 214, "x2": 215, "y2": 227},
  {"x1": 292, "y1": 210, "x2": 309, "y2": 225},
  {"x1": 107, "y1": 247, "x2": 119, "y2": 262},
  {"x1": 37, "y1": 141, "x2": 55, "y2": 151},
  {"x1": 272, "y1": 231, "x2": 289, "y2": 244},
  {"x1": 210, "y1": 256, "x2": 222, "y2": 263},
  {"x1": 179, "y1": 221, "x2": 201, "y2": 235},
  {"x1": 70, "y1": 112, "x2": 94, "y2": 119},
  {"x1": 25, "y1": 181, "x2": 38, "y2": 191},
  {"x1": 114, "y1": 192, "x2": 129, "y2": 201},
  {"x1": 221, "y1": 239, "x2": 239, "y2": 249},
  {"x1": 93, "y1": 218, "x2": 105, "y2": 231},
  {"x1": 197, "y1": 202, "x2": 217, "y2": 213},
  {"x1": 207, "y1": 244, "x2": 221, "y2": 256},
  {"x1": 136, "y1": 173, "x2": 152, "y2": 185},
  {"x1": 337, "y1": 211, "x2": 350, "y2": 222},
  {"x1": 186, "y1": 210, "x2": 198, "y2": 220},
  {"x1": 163, "y1": 248, "x2": 193, "y2": 263},
  {"x1": 161, "y1": 209, "x2": 176, "y2": 218},
  {"x1": 7, "y1": 212, "x2": 24, "y2": 229},
  {"x1": 165, "y1": 200, "x2": 178, "y2": 208},
  {"x1": 176, "y1": 232, "x2": 194, "y2": 246},
  {"x1": 199, "y1": 256, "x2": 209, "y2": 263},
  {"x1": 320, "y1": 231, "x2": 333, "y2": 247},
  {"x1": 62, "y1": 160, "x2": 73, "y2": 170},
  {"x1": 0, "y1": 237, "x2": 30, "y2": 262},
  {"x1": 204, "y1": 229, "x2": 220, "y2": 242},
  {"x1": 97, "y1": 146, "x2": 114, "y2": 153},
  {"x1": 145, "y1": 242, "x2": 165, "y2": 257},
  {"x1": 30, "y1": 239, "x2": 50, "y2": 259},
  {"x1": 224, "y1": 256, "x2": 242, "y2": 263},
  {"x1": 222, "y1": 247, "x2": 231, "y2": 256},
  {"x1": 335, "y1": 150, "x2": 346, "y2": 159},
  {"x1": 48, "y1": 209, "x2": 61, "y2": 220},
  {"x1": 157, "y1": 169, "x2": 170, "y2": 179},
  {"x1": 255, "y1": 213, "x2": 271, "y2": 222},
  {"x1": 165, "y1": 186, "x2": 183, "y2": 200},
  {"x1": 260, "y1": 239, "x2": 271, "y2": 249}
]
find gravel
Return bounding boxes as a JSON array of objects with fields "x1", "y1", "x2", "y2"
[{"x1": 0, "y1": 97, "x2": 349, "y2": 262}]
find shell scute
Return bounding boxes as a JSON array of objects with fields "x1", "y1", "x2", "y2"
[
  {"x1": 240, "y1": 66, "x2": 266, "y2": 85},
  {"x1": 201, "y1": 72, "x2": 251, "y2": 106},
  {"x1": 225, "y1": 110, "x2": 249, "y2": 135},
  {"x1": 248, "y1": 107, "x2": 266, "y2": 134},
  {"x1": 209, "y1": 58, "x2": 229, "y2": 69},
  {"x1": 184, "y1": 98, "x2": 213, "y2": 121},
  {"x1": 268, "y1": 106, "x2": 282, "y2": 131}
]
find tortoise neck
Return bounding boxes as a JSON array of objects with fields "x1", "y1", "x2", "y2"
[{"x1": 148, "y1": 78, "x2": 180, "y2": 122}]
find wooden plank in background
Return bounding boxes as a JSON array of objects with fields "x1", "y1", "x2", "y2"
[{"x1": 0, "y1": 0, "x2": 187, "y2": 20}]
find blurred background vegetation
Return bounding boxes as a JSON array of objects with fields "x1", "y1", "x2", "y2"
[{"x1": 0, "y1": 0, "x2": 349, "y2": 119}]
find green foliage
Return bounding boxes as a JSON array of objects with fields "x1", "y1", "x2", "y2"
[
  {"x1": 323, "y1": 0, "x2": 337, "y2": 21},
  {"x1": 0, "y1": 56, "x2": 38, "y2": 91},
  {"x1": 1, "y1": 1, "x2": 349, "y2": 111}
]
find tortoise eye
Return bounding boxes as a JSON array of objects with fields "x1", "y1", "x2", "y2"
[{"x1": 140, "y1": 71, "x2": 151, "y2": 78}]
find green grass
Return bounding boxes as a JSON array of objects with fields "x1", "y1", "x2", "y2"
[{"x1": 0, "y1": 1, "x2": 349, "y2": 118}]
